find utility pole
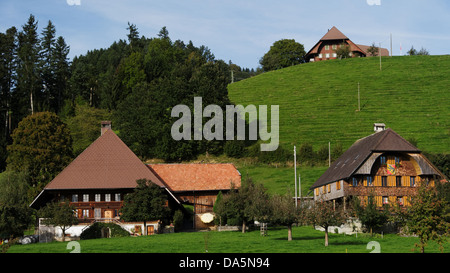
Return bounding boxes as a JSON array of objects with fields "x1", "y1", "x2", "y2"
[
  {"x1": 358, "y1": 82, "x2": 361, "y2": 112},
  {"x1": 379, "y1": 42, "x2": 382, "y2": 71},
  {"x1": 294, "y1": 145, "x2": 297, "y2": 207},
  {"x1": 390, "y1": 33, "x2": 393, "y2": 57}
]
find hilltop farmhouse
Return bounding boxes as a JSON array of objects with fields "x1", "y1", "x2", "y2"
[
  {"x1": 305, "y1": 26, "x2": 389, "y2": 62},
  {"x1": 30, "y1": 121, "x2": 241, "y2": 238},
  {"x1": 310, "y1": 124, "x2": 447, "y2": 209}
]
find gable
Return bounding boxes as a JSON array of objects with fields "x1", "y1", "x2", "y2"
[{"x1": 44, "y1": 130, "x2": 165, "y2": 190}]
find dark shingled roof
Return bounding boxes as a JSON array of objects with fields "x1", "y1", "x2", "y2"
[{"x1": 310, "y1": 128, "x2": 421, "y2": 189}]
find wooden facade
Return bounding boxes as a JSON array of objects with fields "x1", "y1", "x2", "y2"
[
  {"x1": 311, "y1": 126, "x2": 447, "y2": 210},
  {"x1": 305, "y1": 26, "x2": 389, "y2": 62}
]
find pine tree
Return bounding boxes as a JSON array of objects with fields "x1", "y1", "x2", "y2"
[{"x1": 14, "y1": 15, "x2": 41, "y2": 121}]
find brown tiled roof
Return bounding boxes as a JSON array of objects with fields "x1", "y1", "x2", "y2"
[
  {"x1": 44, "y1": 129, "x2": 166, "y2": 190},
  {"x1": 311, "y1": 128, "x2": 421, "y2": 189},
  {"x1": 356, "y1": 44, "x2": 390, "y2": 57},
  {"x1": 320, "y1": 26, "x2": 349, "y2": 40},
  {"x1": 148, "y1": 163, "x2": 241, "y2": 192}
]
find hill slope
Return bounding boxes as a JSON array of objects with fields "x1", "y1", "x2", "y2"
[{"x1": 228, "y1": 55, "x2": 450, "y2": 154}]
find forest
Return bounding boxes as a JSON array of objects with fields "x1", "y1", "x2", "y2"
[{"x1": 0, "y1": 15, "x2": 262, "y2": 172}]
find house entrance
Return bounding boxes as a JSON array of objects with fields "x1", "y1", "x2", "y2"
[
  {"x1": 104, "y1": 210, "x2": 113, "y2": 219},
  {"x1": 147, "y1": 225, "x2": 154, "y2": 235}
]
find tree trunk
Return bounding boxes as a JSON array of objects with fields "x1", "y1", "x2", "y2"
[
  {"x1": 242, "y1": 219, "x2": 246, "y2": 233},
  {"x1": 288, "y1": 224, "x2": 292, "y2": 241},
  {"x1": 324, "y1": 225, "x2": 329, "y2": 246}
]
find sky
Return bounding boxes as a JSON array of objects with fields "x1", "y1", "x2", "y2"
[{"x1": 1, "y1": 0, "x2": 449, "y2": 69}]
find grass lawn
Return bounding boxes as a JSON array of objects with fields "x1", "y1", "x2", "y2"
[
  {"x1": 7, "y1": 226, "x2": 449, "y2": 254},
  {"x1": 228, "y1": 55, "x2": 450, "y2": 154},
  {"x1": 237, "y1": 164, "x2": 328, "y2": 196}
]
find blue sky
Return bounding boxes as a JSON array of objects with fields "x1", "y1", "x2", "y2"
[{"x1": 1, "y1": 0, "x2": 449, "y2": 68}]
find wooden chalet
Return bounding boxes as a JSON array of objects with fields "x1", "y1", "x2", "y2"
[
  {"x1": 305, "y1": 26, "x2": 389, "y2": 62},
  {"x1": 310, "y1": 124, "x2": 447, "y2": 209},
  {"x1": 148, "y1": 163, "x2": 241, "y2": 229},
  {"x1": 30, "y1": 121, "x2": 241, "y2": 237}
]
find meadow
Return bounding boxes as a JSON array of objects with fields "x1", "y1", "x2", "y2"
[
  {"x1": 228, "y1": 55, "x2": 450, "y2": 154},
  {"x1": 7, "y1": 226, "x2": 449, "y2": 253}
]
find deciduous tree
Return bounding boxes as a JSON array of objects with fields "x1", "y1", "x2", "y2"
[
  {"x1": 39, "y1": 201, "x2": 78, "y2": 240},
  {"x1": 120, "y1": 179, "x2": 171, "y2": 235},
  {"x1": 260, "y1": 39, "x2": 306, "y2": 71},
  {"x1": 392, "y1": 182, "x2": 449, "y2": 253},
  {"x1": 308, "y1": 199, "x2": 348, "y2": 246},
  {"x1": 6, "y1": 112, "x2": 73, "y2": 193}
]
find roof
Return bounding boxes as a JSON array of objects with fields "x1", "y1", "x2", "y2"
[
  {"x1": 320, "y1": 26, "x2": 349, "y2": 40},
  {"x1": 356, "y1": 44, "x2": 390, "y2": 57},
  {"x1": 44, "y1": 129, "x2": 166, "y2": 190},
  {"x1": 148, "y1": 163, "x2": 241, "y2": 192},
  {"x1": 310, "y1": 128, "x2": 421, "y2": 189}
]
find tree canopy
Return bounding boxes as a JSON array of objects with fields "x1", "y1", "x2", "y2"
[
  {"x1": 6, "y1": 112, "x2": 73, "y2": 192},
  {"x1": 260, "y1": 39, "x2": 306, "y2": 71}
]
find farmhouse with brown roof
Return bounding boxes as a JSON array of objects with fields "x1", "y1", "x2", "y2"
[
  {"x1": 31, "y1": 121, "x2": 241, "y2": 238},
  {"x1": 310, "y1": 124, "x2": 447, "y2": 209},
  {"x1": 305, "y1": 26, "x2": 389, "y2": 62}
]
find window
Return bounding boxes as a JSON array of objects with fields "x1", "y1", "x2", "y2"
[
  {"x1": 397, "y1": 197, "x2": 404, "y2": 206},
  {"x1": 325, "y1": 45, "x2": 330, "y2": 50},
  {"x1": 332, "y1": 45, "x2": 337, "y2": 50},
  {"x1": 83, "y1": 194, "x2": 89, "y2": 202},
  {"x1": 367, "y1": 176, "x2": 373, "y2": 186},
  {"x1": 396, "y1": 176, "x2": 402, "y2": 187},
  {"x1": 105, "y1": 194, "x2": 111, "y2": 202},
  {"x1": 323, "y1": 185, "x2": 326, "y2": 193},
  {"x1": 315, "y1": 188, "x2": 319, "y2": 196},
  {"x1": 94, "y1": 208, "x2": 101, "y2": 219},
  {"x1": 325, "y1": 53, "x2": 330, "y2": 58},
  {"x1": 82, "y1": 209, "x2": 89, "y2": 218},
  {"x1": 410, "y1": 176, "x2": 416, "y2": 187},
  {"x1": 327, "y1": 184, "x2": 331, "y2": 193},
  {"x1": 382, "y1": 196, "x2": 389, "y2": 205},
  {"x1": 319, "y1": 53, "x2": 323, "y2": 58},
  {"x1": 395, "y1": 157, "x2": 400, "y2": 164},
  {"x1": 72, "y1": 194, "x2": 78, "y2": 202},
  {"x1": 382, "y1": 176, "x2": 387, "y2": 187},
  {"x1": 332, "y1": 53, "x2": 337, "y2": 58},
  {"x1": 115, "y1": 193, "x2": 121, "y2": 201},
  {"x1": 380, "y1": 156, "x2": 386, "y2": 165},
  {"x1": 336, "y1": 181, "x2": 341, "y2": 190},
  {"x1": 95, "y1": 194, "x2": 101, "y2": 202},
  {"x1": 352, "y1": 177, "x2": 358, "y2": 187}
]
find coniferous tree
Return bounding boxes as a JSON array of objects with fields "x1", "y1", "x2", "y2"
[{"x1": 15, "y1": 15, "x2": 41, "y2": 120}]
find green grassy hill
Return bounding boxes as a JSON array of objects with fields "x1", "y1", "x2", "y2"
[{"x1": 228, "y1": 55, "x2": 450, "y2": 154}]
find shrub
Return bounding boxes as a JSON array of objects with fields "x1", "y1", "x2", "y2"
[{"x1": 80, "y1": 222, "x2": 130, "y2": 240}]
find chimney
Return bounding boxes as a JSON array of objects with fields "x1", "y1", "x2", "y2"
[
  {"x1": 101, "y1": 121, "x2": 112, "y2": 135},
  {"x1": 373, "y1": 123, "x2": 386, "y2": 132}
]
